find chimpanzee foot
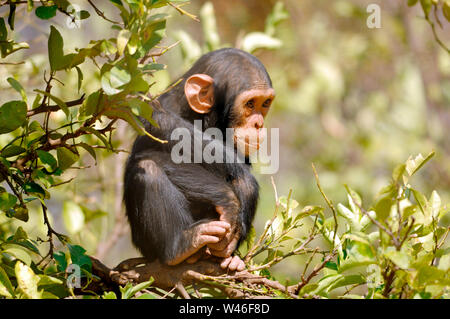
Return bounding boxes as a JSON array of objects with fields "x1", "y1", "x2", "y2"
[{"x1": 220, "y1": 255, "x2": 245, "y2": 272}]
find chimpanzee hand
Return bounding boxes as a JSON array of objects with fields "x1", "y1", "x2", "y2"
[
  {"x1": 167, "y1": 220, "x2": 230, "y2": 266},
  {"x1": 206, "y1": 206, "x2": 241, "y2": 258}
]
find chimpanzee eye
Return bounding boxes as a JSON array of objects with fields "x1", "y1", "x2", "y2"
[
  {"x1": 246, "y1": 99, "x2": 255, "y2": 109},
  {"x1": 263, "y1": 99, "x2": 272, "y2": 108}
]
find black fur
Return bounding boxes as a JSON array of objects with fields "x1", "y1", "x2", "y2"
[{"x1": 124, "y1": 48, "x2": 271, "y2": 263}]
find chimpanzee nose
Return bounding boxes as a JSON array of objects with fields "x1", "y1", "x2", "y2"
[{"x1": 254, "y1": 115, "x2": 264, "y2": 129}]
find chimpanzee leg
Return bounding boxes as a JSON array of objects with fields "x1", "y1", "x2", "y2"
[
  {"x1": 147, "y1": 152, "x2": 247, "y2": 258},
  {"x1": 124, "y1": 154, "x2": 230, "y2": 265}
]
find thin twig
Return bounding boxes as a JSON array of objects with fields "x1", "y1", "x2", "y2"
[
  {"x1": 311, "y1": 163, "x2": 339, "y2": 244},
  {"x1": 87, "y1": 0, "x2": 120, "y2": 24},
  {"x1": 168, "y1": 1, "x2": 199, "y2": 22}
]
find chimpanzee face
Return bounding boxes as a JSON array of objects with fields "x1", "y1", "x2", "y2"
[{"x1": 184, "y1": 62, "x2": 274, "y2": 156}]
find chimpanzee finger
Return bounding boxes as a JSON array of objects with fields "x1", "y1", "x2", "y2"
[
  {"x1": 186, "y1": 250, "x2": 203, "y2": 264},
  {"x1": 220, "y1": 256, "x2": 233, "y2": 269},
  {"x1": 228, "y1": 256, "x2": 245, "y2": 271},
  {"x1": 205, "y1": 220, "x2": 231, "y2": 230},
  {"x1": 198, "y1": 235, "x2": 220, "y2": 246}
]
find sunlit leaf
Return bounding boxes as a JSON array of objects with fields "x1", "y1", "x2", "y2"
[
  {"x1": 405, "y1": 152, "x2": 434, "y2": 177},
  {"x1": 15, "y1": 261, "x2": 41, "y2": 299},
  {"x1": 117, "y1": 29, "x2": 131, "y2": 56},
  {"x1": 384, "y1": 247, "x2": 410, "y2": 269},
  {"x1": 0, "y1": 265, "x2": 14, "y2": 298},
  {"x1": 0, "y1": 100, "x2": 27, "y2": 134}
]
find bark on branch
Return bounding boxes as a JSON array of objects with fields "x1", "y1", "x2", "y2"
[{"x1": 88, "y1": 256, "x2": 299, "y2": 298}]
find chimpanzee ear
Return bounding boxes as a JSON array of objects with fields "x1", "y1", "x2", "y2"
[{"x1": 184, "y1": 74, "x2": 214, "y2": 114}]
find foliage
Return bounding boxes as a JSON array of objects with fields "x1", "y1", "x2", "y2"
[
  {"x1": 0, "y1": 0, "x2": 192, "y2": 299},
  {"x1": 0, "y1": 0, "x2": 449, "y2": 299}
]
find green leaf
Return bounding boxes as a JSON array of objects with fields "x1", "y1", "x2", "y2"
[
  {"x1": 8, "y1": 3, "x2": 16, "y2": 30},
  {"x1": 310, "y1": 274, "x2": 343, "y2": 295},
  {"x1": 1, "y1": 145, "x2": 26, "y2": 158},
  {"x1": 405, "y1": 152, "x2": 434, "y2": 177},
  {"x1": 23, "y1": 181, "x2": 47, "y2": 199},
  {"x1": 429, "y1": 190, "x2": 441, "y2": 220},
  {"x1": 408, "y1": 0, "x2": 419, "y2": 6},
  {"x1": 128, "y1": 98, "x2": 156, "y2": 126},
  {"x1": 374, "y1": 197, "x2": 394, "y2": 222},
  {"x1": 80, "y1": 127, "x2": 111, "y2": 150},
  {"x1": 101, "y1": 66, "x2": 131, "y2": 95},
  {"x1": 384, "y1": 247, "x2": 410, "y2": 269},
  {"x1": 8, "y1": 205, "x2": 29, "y2": 222},
  {"x1": 136, "y1": 293, "x2": 158, "y2": 299},
  {"x1": 15, "y1": 261, "x2": 41, "y2": 299},
  {"x1": 339, "y1": 241, "x2": 376, "y2": 272},
  {"x1": 34, "y1": 89, "x2": 69, "y2": 117},
  {"x1": 75, "y1": 66, "x2": 83, "y2": 92},
  {"x1": 325, "y1": 261, "x2": 338, "y2": 271},
  {"x1": 103, "y1": 291, "x2": 117, "y2": 299},
  {"x1": 80, "y1": 91, "x2": 102, "y2": 117},
  {"x1": 329, "y1": 274, "x2": 365, "y2": 291},
  {"x1": 444, "y1": 1, "x2": 450, "y2": 22},
  {"x1": 57, "y1": 147, "x2": 79, "y2": 170},
  {"x1": 298, "y1": 283, "x2": 318, "y2": 296},
  {"x1": 392, "y1": 163, "x2": 406, "y2": 182},
  {"x1": 3, "y1": 245, "x2": 32, "y2": 266},
  {"x1": 0, "y1": 100, "x2": 27, "y2": 134},
  {"x1": 142, "y1": 63, "x2": 166, "y2": 72},
  {"x1": 37, "y1": 150, "x2": 58, "y2": 170},
  {"x1": 103, "y1": 106, "x2": 149, "y2": 137},
  {"x1": 77, "y1": 142, "x2": 97, "y2": 162},
  {"x1": 0, "y1": 18, "x2": 7, "y2": 40},
  {"x1": 117, "y1": 29, "x2": 131, "y2": 56},
  {"x1": 7, "y1": 77, "x2": 27, "y2": 102},
  {"x1": 412, "y1": 188, "x2": 427, "y2": 215},
  {"x1": 48, "y1": 26, "x2": 78, "y2": 71},
  {"x1": 79, "y1": 10, "x2": 90, "y2": 20},
  {"x1": 110, "y1": 66, "x2": 131, "y2": 87},
  {"x1": 0, "y1": 191, "x2": 17, "y2": 212},
  {"x1": 68, "y1": 244, "x2": 92, "y2": 272},
  {"x1": 62, "y1": 202, "x2": 85, "y2": 234},
  {"x1": 337, "y1": 203, "x2": 360, "y2": 230},
  {"x1": 420, "y1": 0, "x2": 432, "y2": 17},
  {"x1": 121, "y1": 279, "x2": 154, "y2": 299},
  {"x1": 0, "y1": 265, "x2": 14, "y2": 298},
  {"x1": 53, "y1": 251, "x2": 67, "y2": 272},
  {"x1": 38, "y1": 274, "x2": 63, "y2": 286},
  {"x1": 35, "y1": 5, "x2": 57, "y2": 20}
]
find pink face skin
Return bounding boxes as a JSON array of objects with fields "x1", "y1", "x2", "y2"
[{"x1": 233, "y1": 88, "x2": 275, "y2": 156}]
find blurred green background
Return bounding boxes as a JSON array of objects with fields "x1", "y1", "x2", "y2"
[{"x1": 1, "y1": 0, "x2": 449, "y2": 284}]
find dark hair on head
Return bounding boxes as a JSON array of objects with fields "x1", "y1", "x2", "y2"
[{"x1": 159, "y1": 48, "x2": 272, "y2": 130}]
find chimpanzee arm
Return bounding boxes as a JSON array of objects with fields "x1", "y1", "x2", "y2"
[{"x1": 124, "y1": 154, "x2": 230, "y2": 265}]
